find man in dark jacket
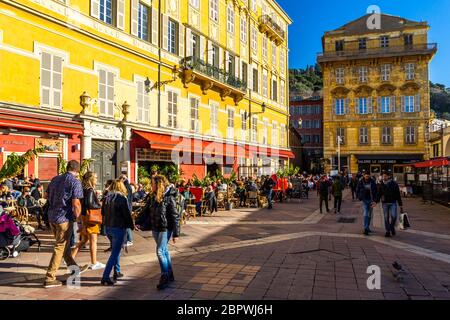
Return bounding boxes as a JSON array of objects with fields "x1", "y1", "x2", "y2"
[
  {"x1": 349, "y1": 175, "x2": 358, "y2": 201},
  {"x1": 332, "y1": 175, "x2": 344, "y2": 214},
  {"x1": 377, "y1": 170, "x2": 403, "y2": 238},
  {"x1": 318, "y1": 175, "x2": 330, "y2": 214},
  {"x1": 356, "y1": 171, "x2": 378, "y2": 236},
  {"x1": 262, "y1": 176, "x2": 276, "y2": 209}
]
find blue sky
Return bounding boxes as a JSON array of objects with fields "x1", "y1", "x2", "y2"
[{"x1": 277, "y1": 0, "x2": 450, "y2": 86}]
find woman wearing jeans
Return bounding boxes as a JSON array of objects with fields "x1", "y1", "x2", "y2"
[
  {"x1": 100, "y1": 180, "x2": 134, "y2": 286},
  {"x1": 137, "y1": 175, "x2": 180, "y2": 290}
]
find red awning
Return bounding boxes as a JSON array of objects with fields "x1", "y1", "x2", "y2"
[
  {"x1": 0, "y1": 109, "x2": 83, "y2": 136},
  {"x1": 414, "y1": 158, "x2": 450, "y2": 168},
  {"x1": 133, "y1": 130, "x2": 232, "y2": 156}
]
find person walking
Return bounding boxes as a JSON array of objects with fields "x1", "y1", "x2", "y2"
[
  {"x1": 44, "y1": 160, "x2": 89, "y2": 288},
  {"x1": 350, "y1": 175, "x2": 358, "y2": 201},
  {"x1": 356, "y1": 171, "x2": 378, "y2": 236},
  {"x1": 100, "y1": 179, "x2": 134, "y2": 286},
  {"x1": 71, "y1": 172, "x2": 105, "y2": 270},
  {"x1": 137, "y1": 175, "x2": 180, "y2": 290},
  {"x1": 377, "y1": 170, "x2": 403, "y2": 238},
  {"x1": 262, "y1": 176, "x2": 276, "y2": 210},
  {"x1": 318, "y1": 175, "x2": 330, "y2": 214},
  {"x1": 119, "y1": 174, "x2": 134, "y2": 247},
  {"x1": 332, "y1": 175, "x2": 344, "y2": 214}
]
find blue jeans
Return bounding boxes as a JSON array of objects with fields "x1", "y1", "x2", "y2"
[
  {"x1": 382, "y1": 203, "x2": 398, "y2": 233},
  {"x1": 126, "y1": 228, "x2": 133, "y2": 242},
  {"x1": 102, "y1": 227, "x2": 125, "y2": 280},
  {"x1": 266, "y1": 189, "x2": 273, "y2": 208},
  {"x1": 362, "y1": 201, "x2": 373, "y2": 232},
  {"x1": 153, "y1": 231, "x2": 173, "y2": 276}
]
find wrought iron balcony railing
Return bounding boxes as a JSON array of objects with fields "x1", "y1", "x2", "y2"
[
  {"x1": 317, "y1": 43, "x2": 437, "y2": 63},
  {"x1": 180, "y1": 56, "x2": 247, "y2": 92},
  {"x1": 258, "y1": 15, "x2": 285, "y2": 46}
]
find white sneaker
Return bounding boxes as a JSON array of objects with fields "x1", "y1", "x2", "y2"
[
  {"x1": 126, "y1": 241, "x2": 133, "y2": 247},
  {"x1": 90, "y1": 262, "x2": 106, "y2": 270}
]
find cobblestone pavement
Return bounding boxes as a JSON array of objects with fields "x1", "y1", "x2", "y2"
[{"x1": 1, "y1": 191, "x2": 450, "y2": 300}]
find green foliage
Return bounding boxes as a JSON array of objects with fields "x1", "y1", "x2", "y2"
[
  {"x1": 289, "y1": 65, "x2": 323, "y2": 98},
  {"x1": 57, "y1": 154, "x2": 67, "y2": 175},
  {"x1": 0, "y1": 147, "x2": 45, "y2": 180},
  {"x1": 159, "y1": 164, "x2": 184, "y2": 184},
  {"x1": 57, "y1": 156, "x2": 94, "y2": 180},
  {"x1": 277, "y1": 165, "x2": 300, "y2": 178},
  {"x1": 430, "y1": 81, "x2": 450, "y2": 120},
  {"x1": 150, "y1": 164, "x2": 160, "y2": 174},
  {"x1": 137, "y1": 166, "x2": 150, "y2": 182}
]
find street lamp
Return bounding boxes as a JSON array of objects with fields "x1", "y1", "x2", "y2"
[
  {"x1": 147, "y1": 65, "x2": 179, "y2": 92},
  {"x1": 244, "y1": 103, "x2": 266, "y2": 121},
  {"x1": 337, "y1": 136, "x2": 343, "y2": 172},
  {"x1": 297, "y1": 118, "x2": 303, "y2": 129}
]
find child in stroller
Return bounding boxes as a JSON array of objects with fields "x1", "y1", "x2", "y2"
[{"x1": 0, "y1": 204, "x2": 41, "y2": 260}]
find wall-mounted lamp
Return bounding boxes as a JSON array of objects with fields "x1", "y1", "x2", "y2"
[
  {"x1": 121, "y1": 101, "x2": 131, "y2": 122},
  {"x1": 244, "y1": 103, "x2": 266, "y2": 121},
  {"x1": 147, "y1": 65, "x2": 179, "y2": 92}
]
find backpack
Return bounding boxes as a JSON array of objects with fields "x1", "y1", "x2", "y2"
[{"x1": 319, "y1": 181, "x2": 329, "y2": 194}]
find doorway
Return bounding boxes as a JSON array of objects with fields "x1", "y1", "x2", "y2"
[
  {"x1": 92, "y1": 140, "x2": 117, "y2": 190},
  {"x1": 207, "y1": 163, "x2": 221, "y2": 177}
]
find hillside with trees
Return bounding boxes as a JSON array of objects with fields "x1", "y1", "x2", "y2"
[{"x1": 430, "y1": 82, "x2": 450, "y2": 120}]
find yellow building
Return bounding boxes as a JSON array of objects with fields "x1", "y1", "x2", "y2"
[
  {"x1": 318, "y1": 13, "x2": 437, "y2": 182},
  {"x1": 0, "y1": 0, "x2": 292, "y2": 186}
]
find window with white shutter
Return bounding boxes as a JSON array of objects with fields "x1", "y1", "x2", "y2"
[
  {"x1": 280, "y1": 80, "x2": 285, "y2": 106},
  {"x1": 405, "y1": 126, "x2": 416, "y2": 144},
  {"x1": 240, "y1": 16, "x2": 247, "y2": 43},
  {"x1": 98, "y1": 69, "x2": 115, "y2": 117},
  {"x1": 251, "y1": 116, "x2": 258, "y2": 142},
  {"x1": 380, "y1": 64, "x2": 391, "y2": 81},
  {"x1": 272, "y1": 43, "x2": 277, "y2": 66},
  {"x1": 210, "y1": 102, "x2": 219, "y2": 135},
  {"x1": 280, "y1": 125, "x2": 286, "y2": 147},
  {"x1": 335, "y1": 68, "x2": 344, "y2": 84},
  {"x1": 241, "y1": 112, "x2": 247, "y2": 141},
  {"x1": 210, "y1": 0, "x2": 219, "y2": 22},
  {"x1": 359, "y1": 127, "x2": 369, "y2": 145},
  {"x1": 167, "y1": 19, "x2": 178, "y2": 54},
  {"x1": 189, "y1": 0, "x2": 200, "y2": 9},
  {"x1": 91, "y1": 0, "x2": 100, "y2": 19},
  {"x1": 251, "y1": 26, "x2": 257, "y2": 52},
  {"x1": 262, "y1": 70, "x2": 268, "y2": 97},
  {"x1": 136, "y1": 78, "x2": 150, "y2": 123},
  {"x1": 227, "y1": 5, "x2": 235, "y2": 34},
  {"x1": 382, "y1": 127, "x2": 392, "y2": 144},
  {"x1": 116, "y1": 0, "x2": 125, "y2": 30},
  {"x1": 151, "y1": 7, "x2": 159, "y2": 45},
  {"x1": 405, "y1": 63, "x2": 415, "y2": 80},
  {"x1": 227, "y1": 108, "x2": 235, "y2": 139},
  {"x1": 335, "y1": 98, "x2": 345, "y2": 115},
  {"x1": 262, "y1": 119, "x2": 268, "y2": 145},
  {"x1": 359, "y1": 66, "x2": 368, "y2": 83},
  {"x1": 272, "y1": 123, "x2": 278, "y2": 146},
  {"x1": 262, "y1": 36, "x2": 268, "y2": 61},
  {"x1": 131, "y1": 0, "x2": 139, "y2": 36},
  {"x1": 40, "y1": 51, "x2": 63, "y2": 109},
  {"x1": 403, "y1": 96, "x2": 415, "y2": 113},
  {"x1": 167, "y1": 90, "x2": 178, "y2": 128},
  {"x1": 190, "y1": 97, "x2": 199, "y2": 132}
]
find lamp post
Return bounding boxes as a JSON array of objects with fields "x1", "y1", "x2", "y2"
[{"x1": 337, "y1": 136, "x2": 343, "y2": 173}]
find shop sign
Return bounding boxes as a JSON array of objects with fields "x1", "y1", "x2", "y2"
[
  {"x1": 35, "y1": 138, "x2": 63, "y2": 153},
  {"x1": 1, "y1": 139, "x2": 27, "y2": 146}
]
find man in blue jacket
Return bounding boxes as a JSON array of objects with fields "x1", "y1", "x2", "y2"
[
  {"x1": 356, "y1": 171, "x2": 378, "y2": 236},
  {"x1": 377, "y1": 170, "x2": 403, "y2": 238}
]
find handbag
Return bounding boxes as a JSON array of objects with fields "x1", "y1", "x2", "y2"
[
  {"x1": 86, "y1": 208, "x2": 102, "y2": 225},
  {"x1": 399, "y1": 212, "x2": 411, "y2": 230}
]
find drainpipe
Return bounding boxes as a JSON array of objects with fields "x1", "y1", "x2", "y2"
[{"x1": 157, "y1": 0, "x2": 162, "y2": 128}]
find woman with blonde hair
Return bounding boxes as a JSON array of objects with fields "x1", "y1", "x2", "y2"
[
  {"x1": 100, "y1": 179, "x2": 134, "y2": 286},
  {"x1": 136, "y1": 175, "x2": 180, "y2": 290},
  {"x1": 71, "y1": 172, "x2": 105, "y2": 270}
]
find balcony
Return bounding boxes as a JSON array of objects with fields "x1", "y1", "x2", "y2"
[
  {"x1": 179, "y1": 56, "x2": 247, "y2": 105},
  {"x1": 258, "y1": 15, "x2": 285, "y2": 46},
  {"x1": 317, "y1": 43, "x2": 437, "y2": 63}
]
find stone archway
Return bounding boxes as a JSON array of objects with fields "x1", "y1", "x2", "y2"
[{"x1": 445, "y1": 135, "x2": 450, "y2": 157}]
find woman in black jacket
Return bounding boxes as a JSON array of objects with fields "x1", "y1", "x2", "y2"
[
  {"x1": 100, "y1": 179, "x2": 134, "y2": 286},
  {"x1": 71, "y1": 172, "x2": 105, "y2": 270},
  {"x1": 137, "y1": 175, "x2": 180, "y2": 290}
]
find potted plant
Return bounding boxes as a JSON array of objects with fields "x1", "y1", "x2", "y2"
[{"x1": 0, "y1": 147, "x2": 45, "y2": 180}]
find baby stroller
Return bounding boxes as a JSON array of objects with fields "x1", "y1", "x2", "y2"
[{"x1": 0, "y1": 210, "x2": 41, "y2": 260}]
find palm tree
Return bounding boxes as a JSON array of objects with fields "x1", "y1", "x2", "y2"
[{"x1": 0, "y1": 147, "x2": 45, "y2": 180}]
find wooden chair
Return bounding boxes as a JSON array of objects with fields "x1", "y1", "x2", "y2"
[
  {"x1": 16, "y1": 207, "x2": 29, "y2": 225},
  {"x1": 247, "y1": 191, "x2": 258, "y2": 208},
  {"x1": 217, "y1": 191, "x2": 226, "y2": 209}
]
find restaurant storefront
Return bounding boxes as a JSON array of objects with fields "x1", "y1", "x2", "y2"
[
  {"x1": 356, "y1": 154, "x2": 424, "y2": 183},
  {"x1": 130, "y1": 130, "x2": 295, "y2": 182},
  {"x1": 0, "y1": 108, "x2": 82, "y2": 182}
]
